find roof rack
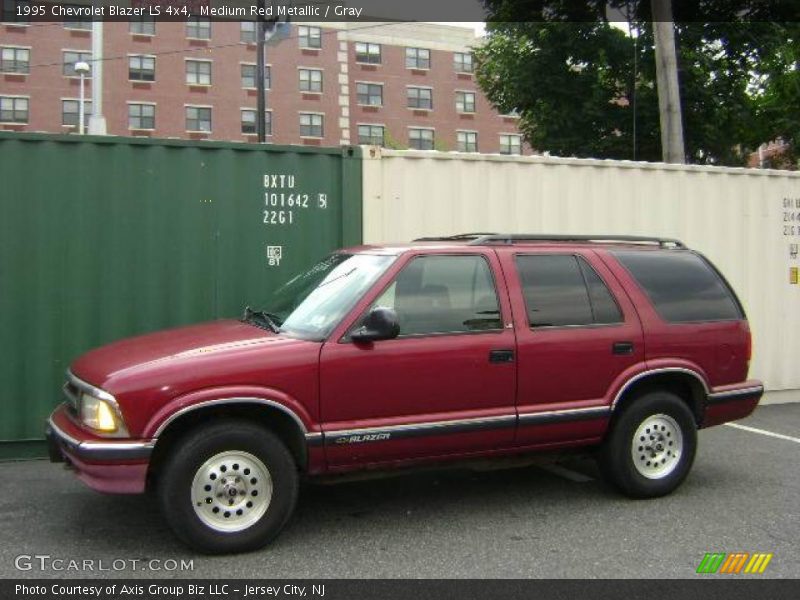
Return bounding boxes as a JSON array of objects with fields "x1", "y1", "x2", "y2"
[
  {"x1": 468, "y1": 234, "x2": 686, "y2": 248},
  {"x1": 413, "y1": 233, "x2": 499, "y2": 242},
  {"x1": 413, "y1": 233, "x2": 685, "y2": 249}
]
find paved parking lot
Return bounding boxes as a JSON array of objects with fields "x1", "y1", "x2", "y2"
[{"x1": 1, "y1": 404, "x2": 797, "y2": 579}]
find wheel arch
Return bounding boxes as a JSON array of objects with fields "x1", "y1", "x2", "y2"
[
  {"x1": 611, "y1": 368, "x2": 709, "y2": 426},
  {"x1": 146, "y1": 399, "x2": 310, "y2": 492}
]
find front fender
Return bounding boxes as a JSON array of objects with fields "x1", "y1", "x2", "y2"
[{"x1": 142, "y1": 385, "x2": 317, "y2": 439}]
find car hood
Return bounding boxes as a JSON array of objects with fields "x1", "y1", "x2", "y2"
[{"x1": 71, "y1": 319, "x2": 295, "y2": 391}]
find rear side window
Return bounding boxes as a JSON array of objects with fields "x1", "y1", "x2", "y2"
[
  {"x1": 613, "y1": 250, "x2": 742, "y2": 323},
  {"x1": 515, "y1": 254, "x2": 622, "y2": 327}
]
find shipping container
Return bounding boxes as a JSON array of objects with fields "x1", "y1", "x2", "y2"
[
  {"x1": 0, "y1": 132, "x2": 362, "y2": 456},
  {"x1": 362, "y1": 148, "x2": 800, "y2": 396}
]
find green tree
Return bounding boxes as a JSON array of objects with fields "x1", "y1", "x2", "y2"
[{"x1": 474, "y1": 1, "x2": 798, "y2": 167}]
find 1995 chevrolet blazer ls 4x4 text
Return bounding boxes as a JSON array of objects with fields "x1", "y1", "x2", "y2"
[{"x1": 46, "y1": 234, "x2": 764, "y2": 553}]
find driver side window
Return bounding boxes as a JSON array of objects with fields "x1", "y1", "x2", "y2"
[{"x1": 372, "y1": 255, "x2": 502, "y2": 336}]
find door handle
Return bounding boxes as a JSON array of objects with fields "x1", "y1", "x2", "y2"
[
  {"x1": 489, "y1": 349, "x2": 515, "y2": 363},
  {"x1": 612, "y1": 341, "x2": 634, "y2": 355}
]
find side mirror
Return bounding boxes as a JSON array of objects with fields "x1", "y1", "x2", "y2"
[{"x1": 351, "y1": 306, "x2": 400, "y2": 343}]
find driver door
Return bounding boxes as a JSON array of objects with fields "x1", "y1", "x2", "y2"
[{"x1": 319, "y1": 251, "x2": 517, "y2": 468}]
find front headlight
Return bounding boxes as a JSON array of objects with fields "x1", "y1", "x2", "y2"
[{"x1": 80, "y1": 393, "x2": 121, "y2": 433}]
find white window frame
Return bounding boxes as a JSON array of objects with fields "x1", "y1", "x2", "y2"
[
  {"x1": 62, "y1": 49, "x2": 92, "y2": 78},
  {"x1": 298, "y1": 67, "x2": 323, "y2": 93},
  {"x1": 0, "y1": 94, "x2": 29, "y2": 124},
  {"x1": 408, "y1": 126, "x2": 435, "y2": 150},
  {"x1": 127, "y1": 101, "x2": 156, "y2": 131},
  {"x1": 355, "y1": 81, "x2": 383, "y2": 106},
  {"x1": 185, "y1": 104, "x2": 212, "y2": 133},
  {"x1": 61, "y1": 97, "x2": 93, "y2": 127},
  {"x1": 456, "y1": 130, "x2": 478, "y2": 153},
  {"x1": 299, "y1": 111, "x2": 324, "y2": 138},
  {"x1": 128, "y1": 54, "x2": 156, "y2": 82},
  {"x1": 185, "y1": 58, "x2": 212, "y2": 86},
  {"x1": 455, "y1": 90, "x2": 477, "y2": 114},
  {"x1": 356, "y1": 123, "x2": 385, "y2": 146},
  {"x1": 499, "y1": 133, "x2": 523, "y2": 155},
  {"x1": 0, "y1": 45, "x2": 30, "y2": 74},
  {"x1": 355, "y1": 42, "x2": 381, "y2": 65},
  {"x1": 407, "y1": 85, "x2": 433, "y2": 110}
]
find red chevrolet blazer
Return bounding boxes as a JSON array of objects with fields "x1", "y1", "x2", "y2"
[{"x1": 47, "y1": 234, "x2": 763, "y2": 553}]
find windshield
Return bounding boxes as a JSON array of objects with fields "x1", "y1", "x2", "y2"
[{"x1": 251, "y1": 253, "x2": 395, "y2": 340}]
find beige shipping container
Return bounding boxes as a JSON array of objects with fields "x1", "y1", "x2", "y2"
[{"x1": 362, "y1": 148, "x2": 800, "y2": 398}]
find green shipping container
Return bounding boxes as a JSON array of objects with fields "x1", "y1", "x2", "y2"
[{"x1": 0, "y1": 132, "x2": 362, "y2": 457}]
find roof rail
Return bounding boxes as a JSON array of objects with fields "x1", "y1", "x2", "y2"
[
  {"x1": 465, "y1": 234, "x2": 686, "y2": 249},
  {"x1": 413, "y1": 233, "x2": 498, "y2": 242}
]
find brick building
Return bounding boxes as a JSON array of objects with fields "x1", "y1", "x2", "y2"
[{"x1": 0, "y1": 18, "x2": 527, "y2": 153}]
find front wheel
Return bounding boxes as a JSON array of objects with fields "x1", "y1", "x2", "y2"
[
  {"x1": 597, "y1": 391, "x2": 697, "y2": 498},
  {"x1": 157, "y1": 420, "x2": 298, "y2": 554}
]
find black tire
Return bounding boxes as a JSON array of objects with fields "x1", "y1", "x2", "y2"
[
  {"x1": 597, "y1": 390, "x2": 697, "y2": 498},
  {"x1": 157, "y1": 420, "x2": 298, "y2": 554}
]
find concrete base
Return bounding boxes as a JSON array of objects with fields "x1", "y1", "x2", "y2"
[{"x1": 760, "y1": 389, "x2": 800, "y2": 405}]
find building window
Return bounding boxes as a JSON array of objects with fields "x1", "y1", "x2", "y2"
[
  {"x1": 457, "y1": 131, "x2": 478, "y2": 152},
  {"x1": 186, "y1": 17, "x2": 210, "y2": 40},
  {"x1": 455, "y1": 91, "x2": 476, "y2": 113},
  {"x1": 409, "y1": 128, "x2": 434, "y2": 150},
  {"x1": 454, "y1": 52, "x2": 474, "y2": 73},
  {"x1": 241, "y1": 64, "x2": 270, "y2": 89},
  {"x1": 2, "y1": 0, "x2": 31, "y2": 23},
  {"x1": 0, "y1": 96, "x2": 28, "y2": 123},
  {"x1": 62, "y1": 99, "x2": 92, "y2": 126},
  {"x1": 0, "y1": 47, "x2": 29, "y2": 74},
  {"x1": 186, "y1": 106, "x2": 211, "y2": 132},
  {"x1": 298, "y1": 25, "x2": 322, "y2": 49},
  {"x1": 299, "y1": 113, "x2": 323, "y2": 137},
  {"x1": 240, "y1": 21, "x2": 256, "y2": 43},
  {"x1": 407, "y1": 87, "x2": 432, "y2": 110},
  {"x1": 129, "y1": 17, "x2": 155, "y2": 36},
  {"x1": 62, "y1": 51, "x2": 92, "y2": 77},
  {"x1": 356, "y1": 82, "x2": 383, "y2": 106},
  {"x1": 129, "y1": 103, "x2": 155, "y2": 130},
  {"x1": 63, "y1": 5, "x2": 92, "y2": 30},
  {"x1": 405, "y1": 47, "x2": 430, "y2": 69},
  {"x1": 500, "y1": 134, "x2": 522, "y2": 155},
  {"x1": 128, "y1": 55, "x2": 155, "y2": 81},
  {"x1": 355, "y1": 42, "x2": 381, "y2": 64},
  {"x1": 241, "y1": 109, "x2": 272, "y2": 135},
  {"x1": 186, "y1": 60, "x2": 211, "y2": 85},
  {"x1": 357, "y1": 124, "x2": 384, "y2": 146},
  {"x1": 299, "y1": 68, "x2": 323, "y2": 93}
]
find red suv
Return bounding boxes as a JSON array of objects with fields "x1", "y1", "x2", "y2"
[{"x1": 47, "y1": 234, "x2": 763, "y2": 553}]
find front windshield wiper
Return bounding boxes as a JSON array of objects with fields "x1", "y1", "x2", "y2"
[{"x1": 242, "y1": 306, "x2": 282, "y2": 333}]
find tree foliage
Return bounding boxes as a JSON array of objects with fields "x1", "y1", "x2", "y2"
[{"x1": 474, "y1": 0, "x2": 799, "y2": 167}]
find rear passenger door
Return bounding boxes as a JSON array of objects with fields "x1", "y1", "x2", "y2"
[{"x1": 499, "y1": 250, "x2": 644, "y2": 446}]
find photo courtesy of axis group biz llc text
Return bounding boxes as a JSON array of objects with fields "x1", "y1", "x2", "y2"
[{"x1": 0, "y1": 0, "x2": 798, "y2": 599}]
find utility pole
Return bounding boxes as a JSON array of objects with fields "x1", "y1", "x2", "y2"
[
  {"x1": 651, "y1": 0, "x2": 685, "y2": 163},
  {"x1": 256, "y1": 0, "x2": 269, "y2": 143},
  {"x1": 87, "y1": 5, "x2": 107, "y2": 135}
]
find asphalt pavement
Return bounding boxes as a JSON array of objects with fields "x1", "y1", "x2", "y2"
[{"x1": 1, "y1": 404, "x2": 797, "y2": 579}]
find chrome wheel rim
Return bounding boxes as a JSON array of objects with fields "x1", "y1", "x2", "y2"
[
  {"x1": 191, "y1": 451, "x2": 273, "y2": 532},
  {"x1": 631, "y1": 414, "x2": 683, "y2": 479}
]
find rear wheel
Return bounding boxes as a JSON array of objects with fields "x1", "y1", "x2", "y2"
[
  {"x1": 597, "y1": 391, "x2": 697, "y2": 498},
  {"x1": 157, "y1": 420, "x2": 298, "y2": 554}
]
